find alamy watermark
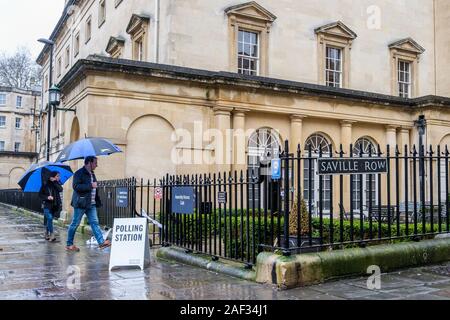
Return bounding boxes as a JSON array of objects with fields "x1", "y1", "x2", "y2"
[
  {"x1": 367, "y1": 265, "x2": 381, "y2": 290},
  {"x1": 66, "y1": 265, "x2": 81, "y2": 290}
]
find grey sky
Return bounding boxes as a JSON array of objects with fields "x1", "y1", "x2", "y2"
[{"x1": 0, "y1": 0, "x2": 65, "y2": 60}]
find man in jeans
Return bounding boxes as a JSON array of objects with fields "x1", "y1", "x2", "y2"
[{"x1": 66, "y1": 156, "x2": 111, "y2": 251}]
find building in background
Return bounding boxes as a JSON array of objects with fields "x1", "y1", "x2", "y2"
[
  {"x1": 36, "y1": 0, "x2": 450, "y2": 214},
  {"x1": 0, "y1": 86, "x2": 40, "y2": 189}
]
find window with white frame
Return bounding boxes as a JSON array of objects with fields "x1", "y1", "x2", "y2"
[
  {"x1": 85, "y1": 16, "x2": 92, "y2": 43},
  {"x1": 135, "y1": 36, "x2": 144, "y2": 61},
  {"x1": 16, "y1": 96, "x2": 22, "y2": 108},
  {"x1": 0, "y1": 141, "x2": 4, "y2": 151},
  {"x1": 74, "y1": 32, "x2": 80, "y2": 57},
  {"x1": 0, "y1": 94, "x2": 6, "y2": 105},
  {"x1": 398, "y1": 60, "x2": 411, "y2": 98},
  {"x1": 99, "y1": 0, "x2": 106, "y2": 27},
  {"x1": 14, "y1": 142, "x2": 20, "y2": 152},
  {"x1": 325, "y1": 47, "x2": 342, "y2": 88},
  {"x1": 0, "y1": 116, "x2": 6, "y2": 127},
  {"x1": 238, "y1": 30, "x2": 259, "y2": 75},
  {"x1": 65, "y1": 46, "x2": 70, "y2": 67},
  {"x1": 15, "y1": 117, "x2": 21, "y2": 129}
]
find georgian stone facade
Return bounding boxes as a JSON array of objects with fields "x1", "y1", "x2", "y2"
[{"x1": 37, "y1": 0, "x2": 450, "y2": 214}]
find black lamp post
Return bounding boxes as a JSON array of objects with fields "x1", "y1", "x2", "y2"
[
  {"x1": 38, "y1": 38, "x2": 55, "y2": 161},
  {"x1": 415, "y1": 115, "x2": 427, "y2": 207}
]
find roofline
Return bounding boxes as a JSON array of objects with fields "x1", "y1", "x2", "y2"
[
  {"x1": 36, "y1": 0, "x2": 77, "y2": 65},
  {"x1": 0, "y1": 86, "x2": 41, "y2": 95},
  {"x1": 58, "y1": 55, "x2": 450, "y2": 109}
]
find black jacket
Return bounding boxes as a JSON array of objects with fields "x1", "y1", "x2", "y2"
[
  {"x1": 71, "y1": 167, "x2": 102, "y2": 209},
  {"x1": 39, "y1": 181, "x2": 63, "y2": 212}
]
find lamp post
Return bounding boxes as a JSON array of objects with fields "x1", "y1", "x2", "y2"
[
  {"x1": 38, "y1": 38, "x2": 56, "y2": 161},
  {"x1": 415, "y1": 115, "x2": 427, "y2": 207}
]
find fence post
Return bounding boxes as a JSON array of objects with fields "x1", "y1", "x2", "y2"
[{"x1": 283, "y1": 140, "x2": 290, "y2": 256}]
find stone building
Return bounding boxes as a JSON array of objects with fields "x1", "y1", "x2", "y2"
[
  {"x1": 0, "y1": 86, "x2": 40, "y2": 189},
  {"x1": 36, "y1": 0, "x2": 450, "y2": 214}
]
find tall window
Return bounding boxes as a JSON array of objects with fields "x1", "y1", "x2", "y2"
[
  {"x1": 304, "y1": 134, "x2": 332, "y2": 214},
  {"x1": 127, "y1": 14, "x2": 149, "y2": 62},
  {"x1": 85, "y1": 16, "x2": 92, "y2": 43},
  {"x1": 15, "y1": 118, "x2": 21, "y2": 129},
  {"x1": 0, "y1": 116, "x2": 6, "y2": 127},
  {"x1": 351, "y1": 138, "x2": 378, "y2": 213},
  {"x1": 0, "y1": 94, "x2": 6, "y2": 105},
  {"x1": 238, "y1": 30, "x2": 259, "y2": 75},
  {"x1": 57, "y1": 57, "x2": 62, "y2": 76},
  {"x1": 65, "y1": 46, "x2": 70, "y2": 67},
  {"x1": 325, "y1": 47, "x2": 342, "y2": 88},
  {"x1": 14, "y1": 142, "x2": 20, "y2": 152},
  {"x1": 16, "y1": 96, "x2": 22, "y2": 108},
  {"x1": 398, "y1": 60, "x2": 411, "y2": 98},
  {"x1": 74, "y1": 32, "x2": 80, "y2": 57},
  {"x1": 135, "y1": 37, "x2": 144, "y2": 61},
  {"x1": 99, "y1": 0, "x2": 106, "y2": 27},
  {"x1": 0, "y1": 141, "x2": 4, "y2": 151}
]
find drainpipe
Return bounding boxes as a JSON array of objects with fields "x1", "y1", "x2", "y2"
[{"x1": 154, "y1": 0, "x2": 160, "y2": 63}]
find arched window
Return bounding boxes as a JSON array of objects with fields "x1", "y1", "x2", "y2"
[
  {"x1": 304, "y1": 134, "x2": 332, "y2": 214},
  {"x1": 352, "y1": 137, "x2": 378, "y2": 213}
]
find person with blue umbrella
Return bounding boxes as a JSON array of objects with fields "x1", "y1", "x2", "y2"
[{"x1": 39, "y1": 171, "x2": 63, "y2": 242}]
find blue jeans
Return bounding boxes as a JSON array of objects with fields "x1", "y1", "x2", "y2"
[
  {"x1": 67, "y1": 205, "x2": 105, "y2": 246},
  {"x1": 43, "y1": 208, "x2": 53, "y2": 234}
]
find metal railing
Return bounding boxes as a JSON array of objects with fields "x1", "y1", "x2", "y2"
[{"x1": 0, "y1": 189, "x2": 43, "y2": 214}]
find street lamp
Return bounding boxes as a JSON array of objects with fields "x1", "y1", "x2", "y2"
[
  {"x1": 415, "y1": 115, "x2": 427, "y2": 208},
  {"x1": 38, "y1": 38, "x2": 55, "y2": 161},
  {"x1": 49, "y1": 85, "x2": 61, "y2": 116}
]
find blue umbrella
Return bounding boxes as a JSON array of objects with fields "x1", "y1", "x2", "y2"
[
  {"x1": 55, "y1": 137, "x2": 122, "y2": 162},
  {"x1": 18, "y1": 162, "x2": 73, "y2": 192}
]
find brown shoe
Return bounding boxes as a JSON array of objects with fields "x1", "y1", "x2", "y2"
[
  {"x1": 99, "y1": 239, "x2": 111, "y2": 249},
  {"x1": 65, "y1": 245, "x2": 80, "y2": 252},
  {"x1": 44, "y1": 232, "x2": 50, "y2": 241}
]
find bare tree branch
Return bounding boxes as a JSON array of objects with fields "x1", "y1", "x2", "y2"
[{"x1": 0, "y1": 47, "x2": 42, "y2": 89}]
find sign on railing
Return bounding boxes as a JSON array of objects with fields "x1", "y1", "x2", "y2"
[{"x1": 318, "y1": 158, "x2": 388, "y2": 175}]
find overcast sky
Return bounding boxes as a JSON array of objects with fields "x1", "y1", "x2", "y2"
[{"x1": 0, "y1": 0, "x2": 65, "y2": 60}]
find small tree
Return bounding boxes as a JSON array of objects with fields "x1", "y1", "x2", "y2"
[
  {"x1": 289, "y1": 196, "x2": 310, "y2": 236},
  {"x1": 0, "y1": 47, "x2": 41, "y2": 89}
]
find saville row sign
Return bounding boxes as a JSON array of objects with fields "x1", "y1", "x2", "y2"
[{"x1": 318, "y1": 158, "x2": 388, "y2": 175}]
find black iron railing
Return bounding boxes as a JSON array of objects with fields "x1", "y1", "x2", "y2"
[{"x1": 0, "y1": 189, "x2": 43, "y2": 214}]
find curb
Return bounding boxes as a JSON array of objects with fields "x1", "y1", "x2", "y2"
[
  {"x1": 256, "y1": 238, "x2": 450, "y2": 289},
  {"x1": 157, "y1": 246, "x2": 256, "y2": 282}
]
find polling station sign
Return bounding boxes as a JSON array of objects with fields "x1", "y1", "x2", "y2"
[
  {"x1": 109, "y1": 218, "x2": 150, "y2": 271},
  {"x1": 172, "y1": 186, "x2": 195, "y2": 214},
  {"x1": 318, "y1": 158, "x2": 388, "y2": 175},
  {"x1": 116, "y1": 187, "x2": 128, "y2": 207}
]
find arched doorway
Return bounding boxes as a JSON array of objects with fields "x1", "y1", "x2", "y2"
[
  {"x1": 126, "y1": 115, "x2": 175, "y2": 179},
  {"x1": 70, "y1": 117, "x2": 80, "y2": 143},
  {"x1": 303, "y1": 133, "x2": 332, "y2": 214},
  {"x1": 351, "y1": 137, "x2": 378, "y2": 213},
  {"x1": 247, "y1": 128, "x2": 281, "y2": 209},
  {"x1": 9, "y1": 167, "x2": 25, "y2": 189}
]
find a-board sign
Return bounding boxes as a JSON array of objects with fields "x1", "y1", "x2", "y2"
[
  {"x1": 218, "y1": 191, "x2": 227, "y2": 204},
  {"x1": 318, "y1": 158, "x2": 388, "y2": 175},
  {"x1": 109, "y1": 218, "x2": 150, "y2": 271},
  {"x1": 172, "y1": 186, "x2": 195, "y2": 214},
  {"x1": 116, "y1": 187, "x2": 128, "y2": 207},
  {"x1": 154, "y1": 187, "x2": 162, "y2": 200}
]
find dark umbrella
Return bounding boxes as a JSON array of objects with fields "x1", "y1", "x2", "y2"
[
  {"x1": 55, "y1": 137, "x2": 122, "y2": 162},
  {"x1": 18, "y1": 162, "x2": 73, "y2": 192}
]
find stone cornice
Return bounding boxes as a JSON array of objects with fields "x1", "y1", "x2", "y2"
[
  {"x1": 57, "y1": 55, "x2": 450, "y2": 110},
  {"x1": 0, "y1": 151, "x2": 38, "y2": 159}
]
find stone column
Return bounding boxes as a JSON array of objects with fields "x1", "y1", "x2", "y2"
[
  {"x1": 385, "y1": 125, "x2": 398, "y2": 204},
  {"x1": 397, "y1": 127, "x2": 411, "y2": 202},
  {"x1": 213, "y1": 107, "x2": 232, "y2": 174},
  {"x1": 340, "y1": 120, "x2": 355, "y2": 209},
  {"x1": 232, "y1": 109, "x2": 248, "y2": 174},
  {"x1": 290, "y1": 115, "x2": 306, "y2": 153}
]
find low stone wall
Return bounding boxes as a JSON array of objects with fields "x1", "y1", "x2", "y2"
[{"x1": 256, "y1": 238, "x2": 450, "y2": 289}]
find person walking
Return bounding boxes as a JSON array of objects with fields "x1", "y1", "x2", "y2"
[
  {"x1": 66, "y1": 156, "x2": 111, "y2": 252},
  {"x1": 39, "y1": 171, "x2": 63, "y2": 242}
]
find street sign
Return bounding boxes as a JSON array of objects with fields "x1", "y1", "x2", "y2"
[
  {"x1": 116, "y1": 187, "x2": 128, "y2": 207},
  {"x1": 318, "y1": 158, "x2": 388, "y2": 175},
  {"x1": 172, "y1": 186, "x2": 195, "y2": 214},
  {"x1": 109, "y1": 218, "x2": 150, "y2": 271},
  {"x1": 154, "y1": 187, "x2": 162, "y2": 200},
  {"x1": 218, "y1": 191, "x2": 227, "y2": 204},
  {"x1": 271, "y1": 158, "x2": 281, "y2": 180}
]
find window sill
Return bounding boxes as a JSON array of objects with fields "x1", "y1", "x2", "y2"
[
  {"x1": 85, "y1": 38, "x2": 91, "y2": 45},
  {"x1": 98, "y1": 20, "x2": 105, "y2": 29}
]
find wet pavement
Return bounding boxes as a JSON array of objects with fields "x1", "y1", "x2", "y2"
[{"x1": 1, "y1": 204, "x2": 450, "y2": 300}]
